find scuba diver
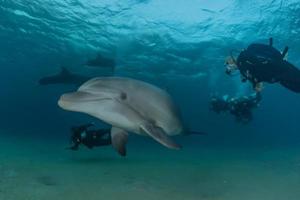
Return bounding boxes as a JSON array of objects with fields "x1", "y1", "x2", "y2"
[
  {"x1": 66, "y1": 123, "x2": 112, "y2": 151},
  {"x1": 225, "y1": 38, "x2": 300, "y2": 93},
  {"x1": 210, "y1": 92, "x2": 262, "y2": 123},
  {"x1": 210, "y1": 95, "x2": 229, "y2": 114}
]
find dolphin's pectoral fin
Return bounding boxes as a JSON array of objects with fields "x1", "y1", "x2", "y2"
[
  {"x1": 140, "y1": 123, "x2": 181, "y2": 150},
  {"x1": 111, "y1": 127, "x2": 128, "y2": 157}
]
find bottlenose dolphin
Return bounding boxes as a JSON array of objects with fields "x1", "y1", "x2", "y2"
[
  {"x1": 84, "y1": 54, "x2": 115, "y2": 70},
  {"x1": 39, "y1": 67, "x2": 90, "y2": 86},
  {"x1": 58, "y1": 77, "x2": 184, "y2": 156}
]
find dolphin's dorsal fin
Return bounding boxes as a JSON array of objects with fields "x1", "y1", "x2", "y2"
[
  {"x1": 282, "y1": 46, "x2": 289, "y2": 60},
  {"x1": 111, "y1": 127, "x2": 128, "y2": 156},
  {"x1": 269, "y1": 37, "x2": 273, "y2": 47},
  {"x1": 96, "y1": 53, "x2": 103, "y2": 59},
  {"x1": 140, "y1": 123, "x2": 181, "y2": 150},
  {"x1": 60, "y1": 67, "x2": 70, "y2": 76}
]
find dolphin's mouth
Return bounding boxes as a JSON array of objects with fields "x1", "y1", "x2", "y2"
[{"x1": 58, "y1": 91, "x2": 112, "y2": 109}]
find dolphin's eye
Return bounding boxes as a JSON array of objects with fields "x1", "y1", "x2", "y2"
[{"x1": 120, "y1": 92, "x2": 127, "y2": 100}]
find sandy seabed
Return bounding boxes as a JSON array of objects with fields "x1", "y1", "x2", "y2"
[{"x1": 0, "y1": 134, "x2": 300, "y2": 200}]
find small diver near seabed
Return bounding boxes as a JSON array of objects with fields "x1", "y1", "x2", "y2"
[
  {"x1": 210, "y1": 92, "x2": 262, "y2": 123},
  {"x1": 66, "y1": 122, "x2": 205, "y2": 156},
  {"x1": 225, "y1": 38, "x2": 300, "y2": 93},
  {"x1": 66, "y1": 123, "x2": 113, "y2": 152},
  {"x1": 39, "y1": 67, "x2": 91, "y2": 86}
]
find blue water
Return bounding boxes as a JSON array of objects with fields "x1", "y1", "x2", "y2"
[{"x1": 1, "y1": 1, "x2": 300, "y2": 199}]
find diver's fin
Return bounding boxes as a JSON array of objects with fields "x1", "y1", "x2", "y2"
[
  {"x1": 140, "y1": 123, "x2": 181, "y2": 150},
  {"x1": 111, "y1": 127, "x2": 128, "y2": 156},
  {"x1": 282, "y1": 46, "x2": 289, "y2": 59},
  {"x1": 269, "y1": 37, "x2": 273, "y2": 46},
  {"x1": 281, "y1": 81, "x2": 300, "y2": 93},
  {"x1": 280, "y1": 80, "x2": 300, "y2": 93}
]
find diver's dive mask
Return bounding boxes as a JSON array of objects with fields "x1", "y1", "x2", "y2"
[
  {"x1": 225, "y1": 57, "x2": 237, "y2": 75},
  {"x1": 225, "y1": 50, "x2": 239, "y2": 75}
]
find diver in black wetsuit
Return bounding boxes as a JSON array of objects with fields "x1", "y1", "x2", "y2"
[
  {"x1": 67, "y1": 123, "x2": 111, "y2": 150},
  {"x1": 225, "y1": 38, "x2": 300, "y2": 93},
  {"x1": 210, "y1": 92, "x2": 262, "y2": 123}
]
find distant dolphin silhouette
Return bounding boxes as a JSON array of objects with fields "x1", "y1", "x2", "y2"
[
  {"x1": 39, "y1": 67, "x2": 91, "y2": 86},
  {"x1": 58, "y1": 77, "x2": 184, "y2": 156},
  {"x1": 84, "y1": 54, "x2": 115, "y2": 71}
]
